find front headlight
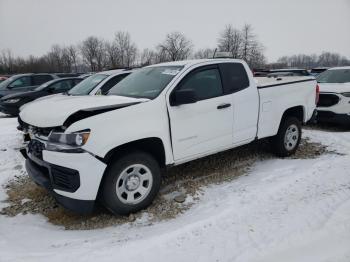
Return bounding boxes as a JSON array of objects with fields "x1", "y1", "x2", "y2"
[
  {"x1": 5, "y1": 98, "x2": 20, "y2": 103},
  {"x1": 47, "y1": 130, "x2": 90, "y2": 151},
  {"x1": 341, "y1": 92, "x2": 350, "y2": 97}
]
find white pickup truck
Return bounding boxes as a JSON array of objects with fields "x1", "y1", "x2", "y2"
[{"x1": 19, "y1": 59, "x2": 317, "y2": 215}]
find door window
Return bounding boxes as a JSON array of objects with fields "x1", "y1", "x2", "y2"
[
  {"x1": 33, "y1": 75, "x2": 53, "y2": 85},
  {"x1": 177, "y1": 68, "x2": 223, "y2": 101},
  {"x1": 49, "y1": 80, "x2": 73, "y2": 92},
  {"x1": 8, "y1": 76, "x2": 32, "y2": 88}
]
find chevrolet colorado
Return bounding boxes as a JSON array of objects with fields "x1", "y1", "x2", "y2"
[{"x1": 19, "y1": 59, "x2": 318, "y2": 215}]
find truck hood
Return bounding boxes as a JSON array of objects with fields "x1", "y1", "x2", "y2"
[
  {"x1": 19, "y1": 95, "x2": 149, "y2": 128},
  {"x1": 318, "y1": 82, "x2": 350, "y2": 93}
]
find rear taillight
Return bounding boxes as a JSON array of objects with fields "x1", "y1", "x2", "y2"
[{"x1": 316, "y1": 84, "x2": 320, "y2": 105}]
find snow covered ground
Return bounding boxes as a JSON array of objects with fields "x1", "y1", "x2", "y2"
[{"x1": 1, "y1": 114, "x2": 350, "y2": 262}]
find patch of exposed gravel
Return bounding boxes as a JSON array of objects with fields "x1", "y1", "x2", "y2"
[{"x1": 0, "y1": 137, "x2": 334, "y2": 230}]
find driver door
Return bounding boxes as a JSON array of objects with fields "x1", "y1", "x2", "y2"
[{"x1": 167, "y1": 65, "x2": 234, "y2": 161}]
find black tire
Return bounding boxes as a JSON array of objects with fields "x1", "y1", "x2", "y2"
[
  {"x1": 101, "y1": 151, "x2": 161, "y2": 216},
  {"x1": 270, "y1": 117, "x2": 302, "y2": 157}
]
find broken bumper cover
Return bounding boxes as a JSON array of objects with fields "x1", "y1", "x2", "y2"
[{"x1": 22, "y1": 148, "x2": 107, "y2": 214}]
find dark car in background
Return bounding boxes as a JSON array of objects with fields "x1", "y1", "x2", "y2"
[
  {"x1": 0, "y1": 77, "x2": 82, "y2": 116},
  {"x1": 310, "y1": 67, "x2": 329, "y2": 76},
  {"x1": 0, "y1": 73, "x2": 58, "y2": 98},
  {"x1": 267, "y1": 69, "x2": 312, "y2": 77}
]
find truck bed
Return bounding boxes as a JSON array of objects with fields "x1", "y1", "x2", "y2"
[
  {"x1": 256, "y1": 76, "x2": 315, "y2": 88},
  {"x1": 256, "y1": 76, "x2": 317, "y2": 139}
]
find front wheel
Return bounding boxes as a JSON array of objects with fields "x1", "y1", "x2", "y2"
[
  {"x1": 101, "y1": 151, "x2": 161, "y2": 216},
  {"x1": 270, "y1": 117, "x2": 302, "y2": 157}
]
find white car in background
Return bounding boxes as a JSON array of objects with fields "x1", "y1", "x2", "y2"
[
  {"x1": 68, "y1": 69, "x2": 136, "y2": 96},
  {"x1": 316, "y1": 66, "x2": 350, "y2": 125}
]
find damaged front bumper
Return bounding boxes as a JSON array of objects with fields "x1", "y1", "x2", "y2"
[{"x1": 20, "y1": 144, "x2": 107, "y2": 214}]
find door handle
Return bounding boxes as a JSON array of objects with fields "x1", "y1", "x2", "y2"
[{"x1": 217, "y1": 103, "x2": 231, "y2": 109}]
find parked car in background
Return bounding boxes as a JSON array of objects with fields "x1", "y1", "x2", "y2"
[
  {"x1": 316, "y1": 66, "x2": 350, "y2": 125},
  {"x1": 0, "y1": 73, "x2": 58, "y2": 98},
  {"x1": 55, "y1": 73, "x2": 82, "y2": 78},
  {"x1": 253, "y1": 69, "x2": 270, "y2": 77},
  {"x1": 310, "y1": 67, "x2": 329, "y2": 76},
  {"x1": 79, "y1": 73, "x2": 94, "y2": 79},
  {"x1": 19, "y1": 58, "x2": 317, "y2": 215},
  {"x1": 0, "y1": 77, "x2": 82, "y2": 116},
  {"x1": 267, "y1": 69, "x2": 312, "y2": 77},
  {"x1": 0, "y1": 76, "x2": 8, "y2": 83},
  {"x1": 18, "y1": 69, "x2": 135, "y2": 117},
  {"x1": 68, "y1": 69, "x2": 135, "y2": 96}
]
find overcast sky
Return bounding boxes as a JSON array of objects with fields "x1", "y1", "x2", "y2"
[{"x1": 0, "y1": 0, "x2": 349, "y2": 62}]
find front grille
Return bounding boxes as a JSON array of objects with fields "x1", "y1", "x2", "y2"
[
  {"x1": 18, "y1": 116, "x2": 59, "y2": 137},
  {"x1": 28, "y1": 139, "x2": 45, "y2": 159},
  {"x1": 51, "y1": 165, "x2": 80, "y2": 192},
  {"x1": 317, "y1": 94, "x2": 340, "y2": 107}
]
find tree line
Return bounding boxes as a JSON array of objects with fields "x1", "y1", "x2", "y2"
[
  {"x1": 273, "y1": 52, "x2": 350, "y2": 69},
  {"x1": 0, "y1": 24, "x2": 349, "y2": 74}
]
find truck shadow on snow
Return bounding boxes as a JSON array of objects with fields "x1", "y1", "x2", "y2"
[{"x1": 0, "y1": 137, "x2": 337, "y2": 230}]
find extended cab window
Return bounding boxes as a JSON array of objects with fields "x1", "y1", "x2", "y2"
[
  {"x1": 177, "y1": 67, "x2": 223, "y2": 101},
  {"x1": 219, "y1": 63, "x2": 249, "y2": 94}
]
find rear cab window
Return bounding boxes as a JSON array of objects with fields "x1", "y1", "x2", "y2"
[{"x1": 218, "y1": 63, "x2": 250, "y2": 94}]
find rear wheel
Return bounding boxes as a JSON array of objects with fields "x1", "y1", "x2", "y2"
[
  {"x1": 101, "y1": 151, "x2": 161, "y2": 215},
  {"x1": 271, "y1": 117, "x2": 302, "y2": 157}
]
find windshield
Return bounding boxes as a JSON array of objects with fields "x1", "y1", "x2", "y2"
[
  {"x1": 108, "y1": 66, "x2": 183, "y2": 99},
  {"x1": 0, "y1": 75, "x2": 19, "y2": 90},
  {"x1": 317, "y1": 69, "x2": 350, "y2": 83},
  {"x1": 68, "y1": 74, "x2": 107, "y2": 95}
]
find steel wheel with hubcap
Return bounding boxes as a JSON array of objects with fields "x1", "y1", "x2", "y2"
[
  {"x1": 116, "y1": 164, "x2": 153, "y2": 205},
  {"x1": 101, "y1": 151, "x2": 161, "y2": 215},
  {"x1": 284, "y1": 124, "x2": 299, "y2": 151},
  {"x1": 271, "y1": 117, "x2": 302, "y2": 157}
]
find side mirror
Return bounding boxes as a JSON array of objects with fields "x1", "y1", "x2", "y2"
[{"x1": 171, "y1": 89, "x2": 197, "y2": 106}]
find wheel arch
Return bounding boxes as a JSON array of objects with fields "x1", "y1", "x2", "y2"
[
  {"x1": 103, "y1": 137, "x2": 167, "y2": 168},
  {"x1": 280, "y1": 105, "x2": 305, "y2": 125}
]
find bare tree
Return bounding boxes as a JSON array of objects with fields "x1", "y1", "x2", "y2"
[
  {"x1": 67, "y1": 45, "x2": 79, "y2": 72},
  {"x1": 80, "y1": 36, "x2": 106, "y2": 71},
  {"x1": 114, "y1": 31, "x2": 138, "y2": 67},
  {"x1": 140, "y1": 48, "x2": 157, "y2": 66},
  {"x1": 158, "y1": 32, "x2": 193, "y2": 61},
  {"x1": 241, "y1": 24, "x2": 256, "y2": 61},
  {"x1": 218, "y1": 25, "x2": 242, "y2": 58},
  {"x1": 105, "y1": 41, "x2": 119, "y2": 68},
  {"x1": 1, "y1": 49, "x2": 15, "y2": 73},
  {"x1": 193, "y1": 48, "x2": 215, "y2": 59}
]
